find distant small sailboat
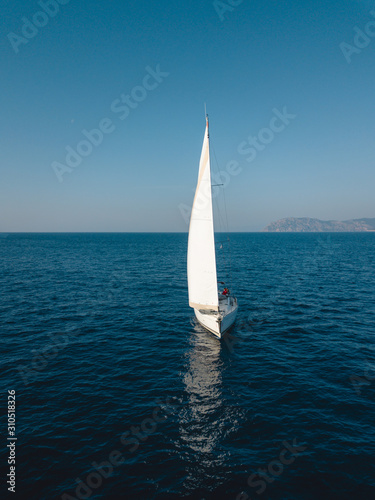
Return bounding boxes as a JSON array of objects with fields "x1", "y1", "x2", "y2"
[{"x1": 187, "y1": 114, "x2": 238, "y2": 338}]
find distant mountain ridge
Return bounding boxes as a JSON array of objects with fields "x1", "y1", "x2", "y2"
[{"x1": 263, "y1": 217, "x2": 375, "y2": 232}]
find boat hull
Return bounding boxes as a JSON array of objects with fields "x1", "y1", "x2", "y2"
[{"x1": 194, "y1": 297, "x2": 238, "y2": 339}]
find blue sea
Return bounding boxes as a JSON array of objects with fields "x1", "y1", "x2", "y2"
[{"x1": 1, "y1": 233, "x2": 374, "y2": 500}]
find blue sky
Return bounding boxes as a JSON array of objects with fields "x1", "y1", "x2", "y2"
[{"x1": 1, "y1": 0, "x2": 375, "y2": 231}]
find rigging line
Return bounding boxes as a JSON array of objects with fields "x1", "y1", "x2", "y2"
[
  {"x1": 209, "y1": 121, "x2": 235, "y2": 290},
  {"x1": 210, "y1": 144, "x2": 226, "y2": 236},
  {"x1": 212, "y1": 177, "x2": 225, "y2": 233},
  {"x1": 213, "y1": 198, "x2": 228, "y2": 282},
  {"x1": 210, "y1": 144, "x2": 228, "y2": 282},
  {"x1": 205, "y1": 113, "x2": 221, "y2": 234},
  {"x1": 213, "y1": 208, "x2": 230, "y2": 288},
  {"x1": 210, "y1": 142, "x2": 226, "y2": 233},
  {"x1": 212, "y1": 146, "x2": 233, "y2": 289},
  {"x1": 228, "y1": 234, "x2": 233, "y2": 290},
  {"x1": 212, "y1": 148, "x2": 229, "y2": 233},
  {"x1": 210, "y1": 134, "x2": 227, "y2": 232}
]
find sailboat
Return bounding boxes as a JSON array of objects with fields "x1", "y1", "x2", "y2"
[{"x1": 187, "y1": 114, "x2": 238, "y2": 339}]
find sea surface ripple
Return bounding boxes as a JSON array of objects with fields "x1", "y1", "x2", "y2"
[{"x1": 0, "y1": 233, "x2": 374, "y2": 499}]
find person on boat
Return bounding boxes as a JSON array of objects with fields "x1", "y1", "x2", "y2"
[{"x1": 222, "y1": 287, "x2": 229, "y2": 296}]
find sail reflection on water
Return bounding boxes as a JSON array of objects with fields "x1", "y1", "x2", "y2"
[{"x1": 177, "y1": 321, "x2": 229, "y2": 491}]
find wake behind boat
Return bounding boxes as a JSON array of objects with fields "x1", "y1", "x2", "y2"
[{"x1": 187, "y1": 114, "x2": 238, "y2": 338}]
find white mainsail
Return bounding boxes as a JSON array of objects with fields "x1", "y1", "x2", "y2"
[{"x1": 187, "y1": 117, "x2": 219, "y2": 311}]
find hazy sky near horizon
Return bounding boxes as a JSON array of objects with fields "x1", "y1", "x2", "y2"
[{"x1": 1, "y1": 0, "x2": 375, "y2": 231}]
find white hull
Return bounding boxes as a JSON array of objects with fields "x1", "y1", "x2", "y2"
[{"x1": 194, "y1": 296, "x2": 238, "y2": 339}]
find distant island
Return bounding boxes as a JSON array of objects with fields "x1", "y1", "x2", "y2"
[{"x1": 263, "y1": 217, "x2": 375, "y2": 232}]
